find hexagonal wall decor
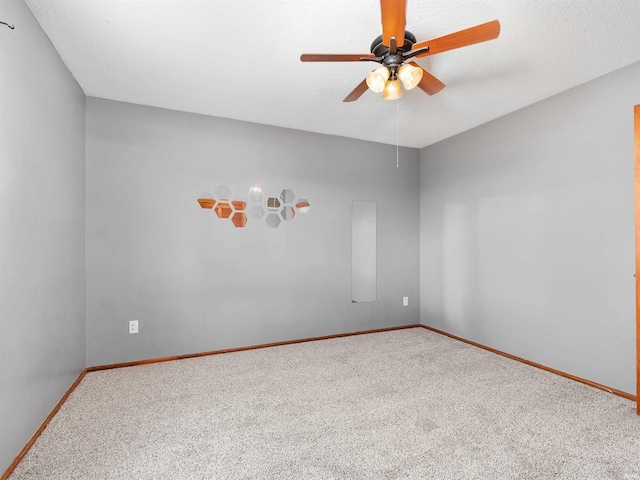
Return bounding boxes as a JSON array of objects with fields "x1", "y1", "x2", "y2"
[
  {"x1": 197, "y1": 186, "x2": 309, "y2": 228},
  {"x1": 231, "y1": 212, "x2": 247, "y2": 228},
  {"x1": 247, "y1": 204, "x2": 265, "y2": 220},
  {"x1": 295, "y1": 199, "x2": 310, "y2": 214},
  {"x1": 197, "y1": 193, "x2": 215, "y2": 209},
  {"x1": 265, "y1": 213, "x2": 281, "y2": 228},
  {"x1": 215, "y1": 185, "x2": 232, "y2": 201},
  {"x1": 281, "y1": 206, "x2": 296, "y2": 221},
  {"x1": 266, "y1": 197, "x2": 281, "y2": 209},
  {"x1": 280, "y1": 189, "x2": 295, "y2": 205},
  {"x1": 215, "y1": 202, "x2": 232, "y2": 219},
  {"x1": 248, "y1": 188, "x2": 264, "y2": 204}
]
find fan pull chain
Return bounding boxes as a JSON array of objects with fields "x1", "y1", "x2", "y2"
[{"x1": 396, "y1": 99, "x2": 399, "y2": 168}]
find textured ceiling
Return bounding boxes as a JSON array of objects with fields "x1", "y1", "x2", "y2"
[{"x1": 24, "y1": 0, "x2": 640, "y2": 148}]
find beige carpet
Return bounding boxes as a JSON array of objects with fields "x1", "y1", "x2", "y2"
[{"x1": 9, "y1": 328, "x2": 640, "y2": 479}]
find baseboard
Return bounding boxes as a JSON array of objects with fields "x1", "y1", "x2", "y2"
[
  {"x1": 87, "y1": 324, "x2": 423, "y2": 372},
  {"x1": 1, "y1": 369, "x2": 88, "y2": 480},
  {"x1": 418, "y1": 324, "x2": 636, "y2": 402},
  {"x1": 1, "y1": 324, "x2": 420, "y2": 478},
  {"x1": 7, "y1": 322, "x2": 632, "y2": 479}
]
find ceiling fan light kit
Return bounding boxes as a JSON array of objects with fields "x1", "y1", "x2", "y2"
[
  {"x1": 382, "y1": 79, "x2": 403, "y2": 101},
  {"x1": 365, "y1": 54, "x2": 423, "y2": 99},
  {"x1": 366, "y1": 66, "x2": 390, "y2": 93},
  {"x1": 397, "y1": 63, "x2": 423, "y2": 91},
  {"x1": 300, "y1": 0, "x2": 500, "y2": 103}
]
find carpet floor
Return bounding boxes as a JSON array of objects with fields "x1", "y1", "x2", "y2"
[{"x1": 9, "y1": 327, "x2": 640, "y2": 479}]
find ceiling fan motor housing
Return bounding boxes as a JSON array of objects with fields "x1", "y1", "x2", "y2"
[
  {"x1": 370, "y1": 31, "x2": 417, "y2": 77},
  {"x1": 370, "y1": 31, "x2": 417, "y2": 57}
]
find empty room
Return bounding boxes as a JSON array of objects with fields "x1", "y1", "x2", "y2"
[{"x1": 1, "y1": 0, "x2": 640, "y2": 478}]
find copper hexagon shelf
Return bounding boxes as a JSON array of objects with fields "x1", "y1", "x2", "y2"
[
  {"x1": 231, "y1": 212, "x2": 247, "y2": 228},
  {"x1": 197, "y1": 193, "x2": 215, "y2": 209}
]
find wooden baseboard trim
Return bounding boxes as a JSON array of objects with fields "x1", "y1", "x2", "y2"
[
  {"x1": 2, "y1": 324, "x2": 420, "y2": 478},
  {"x1": 418, "y1": 324, "x2": 636, "y2": 402},
  {"x1": 87, "y1": 324, "x2": 423, "y2": 372},
  {"x1": 1, "y1": 369, "x2": 88, "y2": 480},
  {"x1": 10, "y1": 322, "x2": 629, "y2": 478}
]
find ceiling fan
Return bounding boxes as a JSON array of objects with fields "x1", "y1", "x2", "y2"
[{"x1": 300, "y1": 0, "x2": 500, "y2": 102}]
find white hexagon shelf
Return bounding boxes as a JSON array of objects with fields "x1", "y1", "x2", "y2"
[
  {"x1": 215, "y1": 185, "x2": 232, "y2": 201},
  {"x1": 265, "y1": 213, "x2": 281, "y2": 228},
  {"x1": 247, "y1": 204, "x2": 265, "y2": 220},
  {"x1": 280, "y1": 189, "x2": 295, "y2": 205},
  {"x1": 281, "y1": 206, "x2": 295, "y2": 221},
  {"x1": 248, "y1": 188, "x2": 264, "y2": 204}
]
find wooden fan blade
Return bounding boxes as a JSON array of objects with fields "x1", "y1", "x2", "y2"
[
  {"x1": 411, "y1": 20, "x2": 500, "y2": 58},
  {"x1": 409, "y1": 62, "x2": 446, "y2": 95},
  {"x1": 343, "y1": 79, "x2": 369, "y2": 102},
  {"x1": 300, "y1": 53, "x2": 375, "y2": 62},
  {"x1": 381, "y1": 0, "x2": 406, "y2": 47}
]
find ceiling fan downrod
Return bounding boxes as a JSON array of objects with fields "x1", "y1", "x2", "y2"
[{"x1": 362, "y1": 31, "x2": 430, "y2": 71}]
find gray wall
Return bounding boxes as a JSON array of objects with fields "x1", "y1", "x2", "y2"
[
  {"x1": 420, "y1": 61, "x2": 640, "y2": 394},
  {"x1": 0, "y1": 0, "x2": 86, "y2": 473},
  {"x1": 86, "y1": 98, "x2": 420, "y2": 366}
]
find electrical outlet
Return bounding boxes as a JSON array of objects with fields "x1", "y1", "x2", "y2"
[
  {"x1": 129, "y1": 320, "x2": 139, "y2": 334},
  {"x1": 403, "y1": 297, "x2": 409, "y2": 306}
]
